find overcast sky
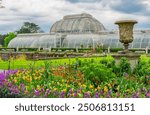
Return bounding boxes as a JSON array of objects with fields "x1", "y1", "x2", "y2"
[{"x1": 0, "y1": 0, "x2": 150, "y2": 34}]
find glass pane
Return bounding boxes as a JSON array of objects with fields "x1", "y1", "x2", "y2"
[
  {"x1": 133, "y1": 43, "x2": 140, "y2": 48},
  {"x1": 141, "y1": 43, "x2": 149, "y2": 48}
]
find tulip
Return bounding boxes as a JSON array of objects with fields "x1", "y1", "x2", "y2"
[{"x1": 95, "y1": 92, "x2": 99, "y2": 98}]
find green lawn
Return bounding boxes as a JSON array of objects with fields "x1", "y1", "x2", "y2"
[{"x1": 0, "y1": 57, "x2": 103, "y2": 70}]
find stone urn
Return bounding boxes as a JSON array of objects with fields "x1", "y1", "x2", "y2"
[{"x1": 115, "y1": 20, "x2": 137, "y2": 52}]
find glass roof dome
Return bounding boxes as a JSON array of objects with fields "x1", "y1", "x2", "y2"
[{"x1": 50, "y1": 13, "x2": 106, "y2": 34}]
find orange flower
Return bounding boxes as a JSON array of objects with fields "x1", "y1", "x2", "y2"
[
  {"x1": 104, "y1": 86, "x2": 108, "y2": 93},
  {"x1": 54, "y1": 88, "x2": 57, "y2": 91},
  {"x1": 89, "y1": 84, "x2": 94, "y2": 89},
  {"x1": 108, "y1": 84, "x2": 111, "y2": 87},
  {"x1": 97, "y1": 86, "x2": 101, "y2": 90}
]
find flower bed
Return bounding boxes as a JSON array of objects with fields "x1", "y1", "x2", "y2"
[{"x1": 0, "y1": 55, "x2": 150, "y2": 98}]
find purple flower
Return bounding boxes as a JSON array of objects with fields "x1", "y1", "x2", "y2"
[
  {"x1": 69, "y1": 88, "x2": 73, "y2": 93},
  {"x1": 44, "y1": 93, "x2": 48, "y2": 98},
  {"x1": 146, "y1": 93, "x2": 150, "y2": 98},
  {"x1": 7, "y1": 82, "x2": 13, "y2": 87},
  {"x1": 84, "y1": 93, "x2": 88, "y2": 98},
  {"x1": 46, "y1": 89, "x2": 51, "y2": 94},
  {"x1": 34, "y1": 90, "x2": 40, "y2": 97},
  {"x1": 60, "y1": 91, "x2": 66, "y2": 98},
  {"x1": 100, "y1": 89, "x2": 104, "y2": 95},
  {"x1": 73, "y1": 91, "x2": 77, "y2": 97},
  {"x1": 0, "y1": 70, "x2": 18, "y2": 86},
  {"x1": 41, "y1": 88, "x2": 45, "y2": 93},
  {"x1": 148, "y1": 88, "x2": 150, "y2": 93},
  {"x1": 67, "y1": 93, "x2": 71, "y2": 97},
  {"x1": 0, "y1": 72, "x2": 5, "y2": 85},
  {"x1": 108, "y1": 90, "x2": 112, "y2": 95},
  {"x1": 54, "y1": 90, "x2": 59, "y2": 96},
  {"x1": 135, "y1": 92, "x2": 139, "y2": 98},
  {"x1": 84, "y1": 92, "x2": 90, "y2": 98},
  {"x1": 20, "y1": 83, "x2": 24, "y2": 87},
  {"x1": 95, "y1": 92, "x2": 99, "y2": 98},
  {"x1": 106, "y1": 94, "x2": 111, "y2": 98},
  {"x1": 132, "y1": 92, "x2": 139, "y2": 98}
]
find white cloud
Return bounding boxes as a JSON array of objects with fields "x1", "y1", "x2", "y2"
[{"x1": 0, "y1": 0, "x2": 150, "y2": 34}]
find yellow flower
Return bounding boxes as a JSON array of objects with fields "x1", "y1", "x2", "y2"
[
  {"x1": 108, "y1": 84, "x2": 111, "y2": 87},
  {"x1": 57, "y1": 82, "x2": 60, "y2": 85},
  {"x1": 78, "y1": 83, "x2": 81, "y2": 86},
  {"x1": 52, "y1": 81, "x2": 54, "y2": 85},
  {"x1": 54, "y1": 88, "x2": 57, "y2": 91},
  {"x1": 83, "y1": 84, "x2": 86, "y2": 88},
  {"x1": 62, "y1": 79, "x2": 64, "y2": 83},
  {"x1": 23, "y1": 76, "x2": 26, "y2": 80},
  {"x1": 65, "y1": 84, "x2": 68, "y2": 87},
  {"x1": 34, "y1": 76, "x2": 37, "y2": 80},
  {"x1": 35, "y1": 71, "x2": 39, "y2": 74},
  {"x1": 104, "y1": 86, "x2": 108, "y2": 93},
  {"x1": 29, "y1": 77, "x2": 32, "y2": 82},
  {"x1": 37, "y1": 85, "x2": 41, "y2": 90},
  {"x1": 63, "y1": 89, "x2": 67, "y2": 92},
  {"x1": 14, "y1": 79, "x2": 17, "y2": 83},
  {"x1": 89, "y1": 84, "x2": 94, "y2": 89},
  {"x1": 32, "y1": 73, "x2": 35, "y2": 76},
  {"x1": 97, "y1": 86, "x2": 101, "y2": 90}
]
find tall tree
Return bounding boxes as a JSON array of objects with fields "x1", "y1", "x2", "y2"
[
  {"x1": 16, "y1": 22, "x2": 43, "y2": 34},
  {"x1": 0, "y1": 34, "x2": 8, "y2": 46},
  {"x1": 4, "y1": 32, "x2": 16, "y2": 47}
]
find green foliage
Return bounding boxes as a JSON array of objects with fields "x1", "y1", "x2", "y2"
[
  {"x1": 134, "y1": 55, "x2": 150, "y2": 76},
  {"x1": 100, "y1": 55, "x2": 115, "y2": 68},
  {"x1": 0, "y1": 34, "x2": 8, "y2": 46},
  {"x1": 44, "y1": 61, "x2": 52, "y2": 79},
  {"x1": 16, "y1": 22, "x2": 43, "y2": 34},
  {"x1": 95, "y1": 48, "x2": 102, "y2": 53},
  {"x1": 118, "y1": 57, "x2": 131, "y2": 76},
  {"x1": 80, "y1": 59, "x2": 116, "y2": 87},
  {"x1": 4, "y1": 32, "x2": 16, "y2": 47}
]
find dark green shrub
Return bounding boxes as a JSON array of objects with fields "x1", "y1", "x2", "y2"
[
  {"x1": 134, "y1": 55, "x2": 150, "y2": 76},
  {"x1": 118, "y1": 57, "x2": 131, "y2": 76},
  {"x1": 80, "y1": 63, "x2": 116, "y2": 87},
  {"x1": 95, "y1": 48, "x2": 102, "y2": 53},
  {"x1": 100, "y1": 55, "x2": 116, "y2": 68}
]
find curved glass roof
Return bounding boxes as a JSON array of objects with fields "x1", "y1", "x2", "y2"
[
  {"x1": 8, "y1": 34, "x2": 43, "y2": 48},
  {"x1": 50, "y1": 13, "x2": 106, "y2": 34},
  {"x1": 30, "y1": 34, "x2": 61, "y2": 48},
  {"x1": 8, "y1": 33, "x2": 60, "y2": 48},
  {"x1": 97, "y1": 32, "x2": 150, "y2": 49}
]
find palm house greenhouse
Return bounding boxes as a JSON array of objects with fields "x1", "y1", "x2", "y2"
[{"x1": 8, "y1": 13, "x2": 150, "y2": 49}]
